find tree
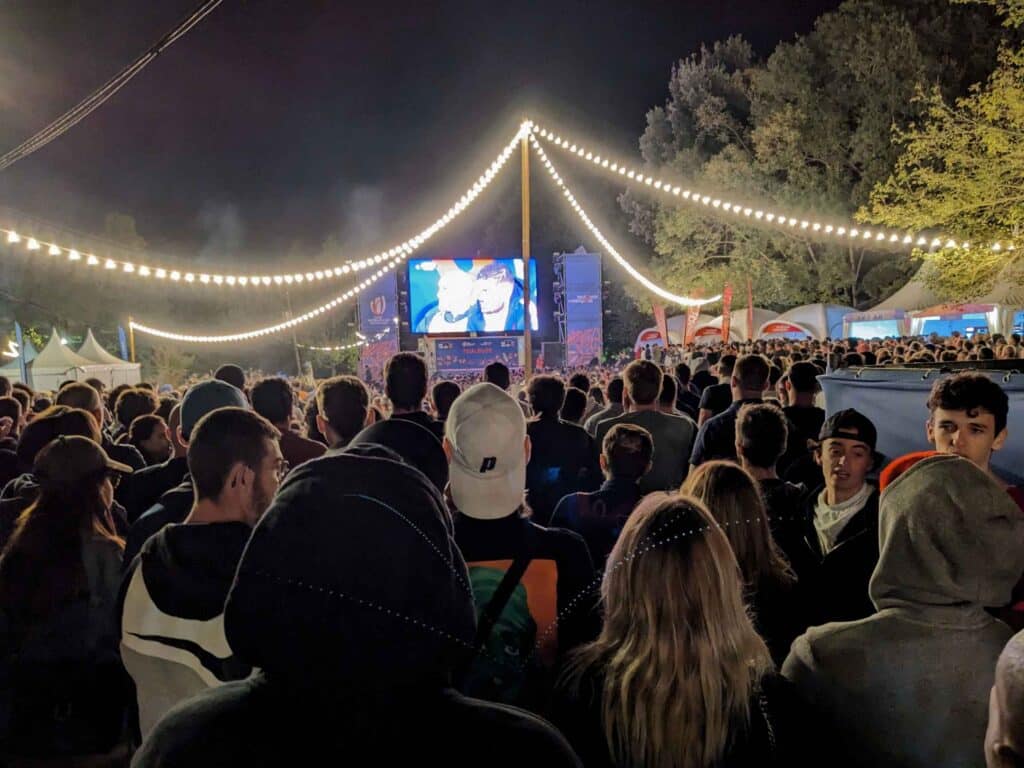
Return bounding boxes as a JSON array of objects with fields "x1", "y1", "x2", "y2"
[{"x1": 623, "y1": 1, "x2": 1003, "y2": 310}]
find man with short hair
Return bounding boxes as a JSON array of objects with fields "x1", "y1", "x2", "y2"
[
  {"x1": 690, "y1": 354, "x2": 769, "y2": 468},
  {"x1": 214, "y1": 364, "x2": 246, "y2": 392},
  {"x1": 114, "y1": 388, "x2": 159, "y2": 439},
  {"x1": 56, "y1": 382, "x2": 147, "y2": 472},
  {"x1": 595, "y1": 360, "x2": 696, "y2": 493},
  {"x1": 986, "y1": 630, "x2": 1024, "y2": 768},
  {"x1": 251, "y1": 376, "x2": 326, "y2": 468},
  {"x1": 583, "y1": 377, "x2": 624, "y2": 436},
  {"x1": 484, "y1": 360, "x2": 529, "y2": 416},
  {"x1": 551, "y1": 423, "x2": 653, "y2": 572},
  {"x1": 384, "y1": 352, "x2": 444, "y2": 442},
  {"x1": 559, "y1": 387, "x2": 588, "y2": 425},
  {"x1": 673, "y1": 362, "x2": 700, "y2": 419},
  {"x1": 124, "y1": 379, "x2": 250, "y2": 564},
  {"x1": 316, "y1": 375, "x2": 371, "y2": 449},
  {"x1": 120, "y1": 407, "x2": 284, "y2": 740},
  {"x1": 697, "y1": 353, "x2": 736, "y2": 425},
  {"x1": 526, "y1": 376, "x2": 601, "y2": 522},
  {"x1": 430, "y1": 380, "x2": 461, "y2": 423}
]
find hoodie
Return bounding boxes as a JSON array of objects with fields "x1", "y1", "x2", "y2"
[
  {"x1": 782, "y1": 454, "x2": 1024, "y2": 768},
  {"x1": 132, "y1": 452, "x2": 580, "y2": 767}
]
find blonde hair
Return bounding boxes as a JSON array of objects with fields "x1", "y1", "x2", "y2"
[
  {"x1": 563, "y1": 493, "x2": 772, "y2": 768},
  {"x1": 681, "y1": 461, "x2": 795, "y2": 591}
]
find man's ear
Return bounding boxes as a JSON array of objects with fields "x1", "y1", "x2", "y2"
[
  {"x1": 925, "y1": 418, "x2": 936, "y2": 446},
  {"x1": 524, "y1": 435, "x2": 532, "y2": 464},
  {"x1": 177, "y1": 425, "x2": 189, "y2": 449},
  {"x1": 442, "y1": 436, "x2": 454, "y2": 462},
  {"x1": 225, "y1": 461, "x2": 249, "y2": 492},
  {"x1": 994, "y1": 427, "x2": 1009, "y2": 452},
  {"x1": 598, "y1": 453, "x2": 608, "y2": 473},
  {"x1": 316, "y1": 413, "x2": 329, "y2": 438}
]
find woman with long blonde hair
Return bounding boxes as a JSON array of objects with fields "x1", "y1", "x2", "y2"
[
  {"x1": 682, "y1": 461, "x2": 802, "y2": 662},
  {"x1": 550, "y1": 493, "x2": 807, "y2": 768}
]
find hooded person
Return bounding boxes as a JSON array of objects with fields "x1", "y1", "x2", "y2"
[
  {"x1": 131, "y1": 449, "x2": 580, "y2": 767},
  {"x1": 782, "y1": 454, "x2": 1024, "y2": 768}
]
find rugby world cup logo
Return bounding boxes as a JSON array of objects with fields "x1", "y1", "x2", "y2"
[{"x1": 370, "y1": 295, "x2": 386, "y2": 317}]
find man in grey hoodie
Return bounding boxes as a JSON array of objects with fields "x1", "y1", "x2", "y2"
[{"x1": 783, "y1": 453, "x2": 1024, "y2": 768}]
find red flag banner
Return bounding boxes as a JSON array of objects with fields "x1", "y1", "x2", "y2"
[
  {"x1": 684, "y1": 290, "x2": 702, "y2": 345},
  {"x1": 746, "y1": 277, "x2": 755, "y2": 340},
  {"x1": 721, "y1": 283, "x2": 734, "y2": 343},
  {"x1": 652, "y1": 303, "x2": 669, "y2": 350}
]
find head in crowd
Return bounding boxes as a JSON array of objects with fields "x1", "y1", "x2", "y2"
[
  {"x1": 55, "y1": 381, "x2": 104, "y2": 429},
  {"x1": 84, "y1": 377, "x2": 105, "y2": 396},
  {"x1": 0, "y1": 396, "x2": 23, "y2": 437},
  {"x1": 564, "y1": 494, "x2": 771, "y2": 768},
  {"x1": 814, "y1": 409, "x2": 878, "y2": 503},
  {"x1": 569, "y1": 373, "x2": 591, "y2": 393},
  {"x1": 8, "y1": 390, "x2": 29, "y2": 429},
  {"x1": 155, "y1": 396, "x2": 176, "y2": 422},
  {"x1": 600, "y1": 423, "x2": 653, "y2": 482},
  {"x1": 528, "y1": 375, "x2": 566, "y2": 419},
  {"x1": 682, "y1": 461, "x2": 795, "y2": 591},
  {"x1": 316, "y1": 375, "x2": 371, "y2": 448},
  {"x1": 0, "y1": 375, "x2": 10, "y2": 398},
  {"x1": 560, "y1": 387, "x2": 588, "y2": 424},
  {"x1": 658, "y1": 373, "x2": 677, "y2": 413},
  {"x1": 106, "y1": 383, "x2": 132, "y2": 418},
  {"x1": 385, "y1": 352, "x2": 429, "y2": 413},
  {"x1": 16, "y1": 406, "x2": 101, "y2": 473},
  {"x1": 988, "y1": 630, "x2": 1024, "y2": 768},
  {"x1": 717, "y1": 353, "x2": 737, "y2": 381},
  {"x1": 0, "y1": 436, "x2": 131, "y2": 622},
  {"x1": 589, "y1": 386, "x2": 605, "y2": 407},
  {"x1": 444, "y1": 382, "x2": 529, "y2": 518},
  {"x1": 622, "y1": 360, "x2": 662, "y2": 408},
  {"x1": 483, "y1": 361, "x2": 511, "y2": 391},
  {"x1": 32, "y1": 397, "x2": 52, "y2": 414},
  {"x1": 128, "y1": 414, "x2": 173, "y2": 466},
  {"x1": 179, "y1": 379, "x2": 250, "y2": 444},
  {"x1": 927, "y1": 372, "x2": 1008, "y2": 476},
  {"x1": 674, "y1": 362, "x2": 691, "y2": 386},
  {"x1": 251, "y1": 377, "x2": 295, "y2": 429},
  {"x1": 431, "y1": 380, "x2": 461, "y2": 422},
  {"x1": 187, "y1": 408, "x2": 282, "y2": 527},
  {"x1": 606, "y1": 377, "x2": 624, "y2": 406},
  {"x1": 115, "y1": 387, "x2": 159, "y2": 431},
  {"x1": 735, "y1": 403, "x2": 788, "y2": 472},
  {"x1": 166, "y1": 403, "x2": 186, "y2": 457},
  {"x1": 731, "y1": 354, "x2": 770, "y2": 400},
  {"x1": 214, "y1": 364, "x2": 247, "y2": 391}
]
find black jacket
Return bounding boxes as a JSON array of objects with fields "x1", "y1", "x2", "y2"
[
  {"x1": 549, "y1": 478, "x2": 643, "y2": 572},
  {"x1": 103, "y1": 435, "x2": 146, "y2": 473},
  {"x1": 123, "y1": 479, "x2": 195, "y2": 568},
  {"x1": 351, "y1": 418, "x2": 448, "y2": 492},
  {"x1": 526, "y1": 416, "x2": 601, "y2": 523},
  {"x1": 786, "y1": 486, "x2": 880, "y2": 630},
  {"x1": 132, "y1": 452, "x2": 580, "y2": 768},
  {"x1": 117, "y1": 456, "x2": 189, "y2": 524}
]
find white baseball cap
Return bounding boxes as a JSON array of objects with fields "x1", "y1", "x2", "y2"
[{"x1": 445, "y1": 382, "x2": 527, "y2": 519}]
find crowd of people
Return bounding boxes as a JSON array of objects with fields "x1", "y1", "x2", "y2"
[{"x1": 0, "y1": 330, "x2": 1021, "y2": 767}]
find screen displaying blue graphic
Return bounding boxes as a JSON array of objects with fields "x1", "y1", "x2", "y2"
[
  {"x1": 564, "y1": 252, "x2": 602, "y2": 365},
  {"x1": 409, "y1": 257, "x2": 538, "y2": 335},
  {"x1": 435, "y1": 337, "x2": 520, "y2": 373}
]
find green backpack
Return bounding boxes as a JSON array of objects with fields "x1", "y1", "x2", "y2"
[{"x1": 462, "y1": 553, "x2": 538, "y2": 706}]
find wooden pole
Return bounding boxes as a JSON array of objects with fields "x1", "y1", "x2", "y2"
[
  {"x1": 128, "y1": 316, "x2": 136, "y2": 363},
  {"x1": 521, "y1": 131, "x2": 532, "y2": 376}
]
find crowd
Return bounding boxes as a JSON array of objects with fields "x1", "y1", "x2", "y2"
[{"x1": 0, "y1": 331, "x2": 1021, "y2": 767}]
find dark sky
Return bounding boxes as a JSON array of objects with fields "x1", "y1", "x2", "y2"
[{"x1": 0, "y1": 0, "x2": 841, "y2": 267}]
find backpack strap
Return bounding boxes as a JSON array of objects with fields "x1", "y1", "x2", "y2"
[{"x1": 473, "y1": 531, "x2": 534, "y2": 650}]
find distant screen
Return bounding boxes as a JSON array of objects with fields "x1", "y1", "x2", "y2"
[
  {"x1": 848, "y1": 320, "x2": 901, "y2": 339},
  {"x1": 409, "y1": 257, "x2": 539, "y2": 334}
]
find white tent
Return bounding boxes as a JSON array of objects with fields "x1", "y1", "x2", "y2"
[
  {"x1": 692, "y1": 308, "x2": 779, "y2": 344},
  {"x1": 757, "y1": 303, "x2": 855, "y2": 340},
  {"x1": 633, "y1": 313, "x2": 715, "y2": 354},
  {"x1": 843, "y1": 270, "x2": 941, "y2": 337},
  {"x1": 76, "y1": 329, "x2": 141, "y2": 387},
  {"x1": 0, "y1": 338, "x2": 38, "y2": 384},
  {"x1": 28, "y1": 328, "x2": 105, "y2": 392}
]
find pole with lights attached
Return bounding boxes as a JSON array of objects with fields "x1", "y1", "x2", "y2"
[{"x1": 521, "y1": 122, "x2": 532, "y2": 376}]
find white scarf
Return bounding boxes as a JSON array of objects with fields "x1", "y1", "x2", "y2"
[{"x1": 814, "y1": 483, "x2": 873, "y2": 555}]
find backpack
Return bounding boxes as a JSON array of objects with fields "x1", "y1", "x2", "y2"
[{"x1": 460, "y1": 546, "x2": 540, "y2": 706}]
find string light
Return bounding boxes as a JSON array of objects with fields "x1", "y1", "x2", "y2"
[
  {"x1": 0, "y1": 125, "x2": 527, "y2": 290},
  {"x1": 529, "y1": 134, "x2": 717, "y2": 308},
  {"x1": 129, "y1": 125, "x2": 531, "y2": 342},
  {"x1": 298, "y1": 329, "x2": 391, "y2": 351},
  {"x1": 532, "y1": 124, "x2": 1001, "y2": 253}
]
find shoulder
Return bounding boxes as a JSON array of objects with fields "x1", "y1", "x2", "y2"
[{"x1": 782, "y1": 618, "x2": 874, "y2": 683}]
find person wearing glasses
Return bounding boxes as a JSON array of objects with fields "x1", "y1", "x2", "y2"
[
  {"x1": 0, "y1": 435, "x2": 135, "y2": 763},
  {"x1": 119, "y1": 407, "x2": 284, "y2": 743}
]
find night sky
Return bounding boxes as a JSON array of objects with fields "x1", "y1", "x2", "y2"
[{"x1": 0, "y1": 0, "x2": 841, "y2": 267}]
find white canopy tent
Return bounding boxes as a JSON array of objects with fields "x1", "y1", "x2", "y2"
[
  {"x1": 843, "y1": 271, "x2": 941, "y2": 337},
  {"x1": 27, "y1": 328, "x2": 106, "y2": 392},
  {"x1": 633, "y1": 313, "x2": 715, "y2": 355},
  {"x1": 692, "y1": 308, "x2": 779, "y2": 344},
  {"x1": 76, "y1": 329, "x2": 141, "y2": 387},
  {"x1": 757, "y1": 303, "x2": 855, "y2": 340}
]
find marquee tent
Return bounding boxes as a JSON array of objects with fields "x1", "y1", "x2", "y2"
[
  {"x1": 757, "y1": 303, "x2": 855, "y2": 340},
  {"x1": 842, "y1": 272, "x2": 940, "y2": 338},
  {"x1": 76, "y1": 329, "x2": 141, "y2": 387},
  {"x1": 692, "y1": 308, "x2": 779, "y2": 344},
  {"x1": 27, "y1": 328, "x2": 105, "y2": 392},
  {"x1": 633, "y1": 313, "x2": 714, "y2": 355}
]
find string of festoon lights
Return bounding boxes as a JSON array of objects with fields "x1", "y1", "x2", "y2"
[
  {"x1": 129, "y1": 128, "x2": 528, "y2": 342},
  {"x1": 528, "y1": 134, "x2": 719, "y2": 307},
  {"x1": 0, "y1": 127, "x2": 524, "y2": 289},
  {"x1": 532, "y1": 124, "x2": 1015, "y2": 254},
  {"x1": 298, "y1": 327, "x2": 393, "y2": 352}
]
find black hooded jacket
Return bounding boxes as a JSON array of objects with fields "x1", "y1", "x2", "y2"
[{"x1": 132, "y1": 452, "x2": 580, "y2": 767}]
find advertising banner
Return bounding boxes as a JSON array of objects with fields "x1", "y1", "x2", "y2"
[
  {"x1": 564, "y1": 252, "x2": 602, "y2": 365},
  {"x1": 358, "y1": 272, "x2": 399, "y2": 383},
  {"x1": 435, "y1": 337, "x2": 520, "y2": 373}
]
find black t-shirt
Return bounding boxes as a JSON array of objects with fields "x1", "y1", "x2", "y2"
[
  {"x1": 351, "y1": 417, "x2": 448, "y2": 492},
  {"x1": 133, "y1": 677, "x2": 581, "y2": 768},
  {"x1": 698, "y1": 382, "x2": 732, "y2": 417}
]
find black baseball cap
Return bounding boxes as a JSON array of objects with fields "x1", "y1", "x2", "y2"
[{"x1": 818, "y1": 408, "x2": 878, "y2": 451}]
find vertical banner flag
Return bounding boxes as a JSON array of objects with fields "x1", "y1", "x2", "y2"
[
  {"x1": 118, "y1": 326, "x2": 129, "y2": 361},
  {"x1": 652, "y1": 302, "x2": 669, "y2": 352},
  {"x1": 746, "y1": 277, "x2": 755, "y2": 340},
  {"x1": 720, "y1": 283, "x2": 734, "y2": 343},
  {"x1": 358, "y1": 271, "x2": 399, "y2": 383},
  {"x1": 14, "y1": 321, "x2": 27, "y2": 385},
  {"x1": 684, "y1": 290, "x2": 702, "y2": 345},
  {"x1": 564, "y1": 252, "x2": 603, "y2": 365}
]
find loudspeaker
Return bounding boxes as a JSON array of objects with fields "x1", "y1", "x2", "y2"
[{"x1": 542, "y1": 342, "x2": 566, "y2": 369}]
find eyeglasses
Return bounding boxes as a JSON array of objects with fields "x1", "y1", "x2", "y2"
[{"x1": 273, "y1": 460, "x2": 290, "y2": 482}]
